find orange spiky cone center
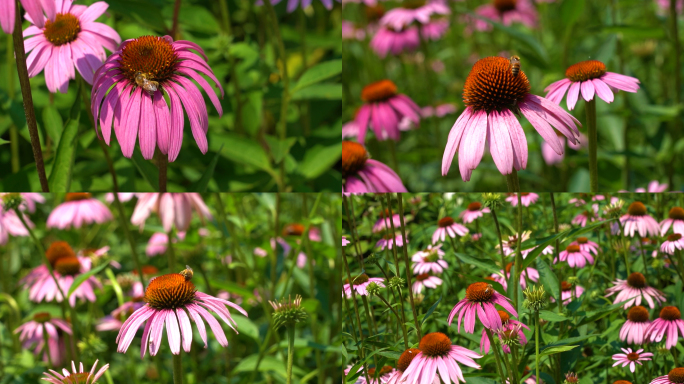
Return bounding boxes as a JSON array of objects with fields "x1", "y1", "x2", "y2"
[
  {"x1": 44, "y1": 13, "x2": 81, "y2": 46},
  {"x1": 565, "y1": 60, "x2": 607, "y2": 82},
  {"x1": 361, "y1": 80, "x2": 398, "y2": 103},
  {"x1": 144, "y1": 273, "x2": 196, "y2": 310},
  {"x1": 419, "y1": 332, "x2": 451, "y2": 357},
  {"x1": 119, "y1": 35, "x2": 179, "y2": 84},
  {"x1": 463, "y1": 57, "x2": 530, "y2": 112}
]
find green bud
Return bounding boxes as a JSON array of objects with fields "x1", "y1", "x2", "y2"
[
  {"x1": 366, "y1": 282, "x2": 382, "y2": 296},
  {"x1": 365, "y1": 253, "x2": 380, "y2": 265},
  {"x1": 567, "y1": 276, "x2": 579, "y2": 286},
  {"x1": 481, "y1": 193, "x2": 503, "y2": 211},
  {"x1": 269, "y1": 294, "x2": 307, "y2": 329},
  {"x1": 1, "y1": 193, "x2": 24, "y2": 211},
  {"x1": 522, "y1": 285, "x2": 547, "y2": 311},
  {"x1": 388, "y1": 276, "x2": 405, "y2": 290}
]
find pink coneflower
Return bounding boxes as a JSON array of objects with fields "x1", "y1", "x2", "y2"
[
  {"x1": 420, "y1": 18, "x2": 449, "y2": 40},
  {"x1": 117, "y1": 271, "x2": 246, "y2": 356},
  {"x1": 645, "y1": 306, "x2": 684, "y2": 349},
  {"x1": 343, "y1": 274, "x2": 385, "y2": 298},
  {"x1": 342, "y1": 236, "x2": 350, "y2": 246},
  {"x1": 551, "y1": 281, "x2": 584, "y2": 305},
  {"x1": 499, "y1": 230, "x2": 534, "y2": 258},
  {"x1": 571, "y1": 205, "x2": 599, "y2": 227},
  {"x1": 92, "y1": 35, "x2": 222, "y2": 161},
  {"x1": 380, "y1": 1, "x2": 449, "y2": 30},
  {"x1": 46, "y1": 193, "x2": 113, "y2": 229},
  {"x1": 612, "y1": 348, "x2": 653, "y2": 372},
  {"x1": 651, "y1": 368, "x2": 684, "y2": 384},
  {"x1": 466, "y1": 0, "x2": 538, "y2": 34},
  {"x1": 1, "y1": 192, "x2": 46, "y2": 212},
  {"x1": 655, "y1": 0, "x2": 683, "y2": 13},
  {"x1": 412, "y1": 244, "x2": 448, "y2": 274},
  {"x1": 545, "y1": 60, "x2": 640, "y2": 110},
  {"x1": 146, "y1": 232, "x2": 170, "y2": 257},
  {"x1": 661, "y1": 207, "x2": 684, "y2": 236},
  {"x1": 506, "y1": 193, "x2": 539, "y2": 207},
  {"x1": 386, "y1": 349, "x2": 438, "y2": 384},
  {"x1": 605, "y1": 272, "x2": 665, "y2": 309},
  {"x1": 105, "y1": 192, "x2": 137, "y2": 203},
  {"x1": 0, "y1": 0, "x2": 55, "y2": 34},
  {"x1": 41, "y1": 360, "x2": 109, "y2": 384},
  {"x1": 400, "y1": 332, "x2": 482, "y2": 384},
  {"x1": 376, "y1": 232, "x2": 406, "y2": 250},
  {"x1": 460, "y1": 202, "x2": 491, "y2": 224},
  {"x1": 22, "y1": 1, "x2": 121, "y2": 93},
  {"x1": 491, "y1": 262, "x2": 539, "y2": 291},
  {"x1": 569, "y1": 237, "x2": 599, "y2": 255},
  {"x1": 619, "y1": 305, "x2": 651, "y2": 345},
  {"x1": 15, "y1": 312, "x2": 72, "y2": 365},
  {"x1": 421, "y1": 103, "x2": 458, "y2": 118},
  {"x1": 344, "y1": 365, "x2": 395, "y2": 384},
  {"x1": 555, "y1": 244, "x2": 594, "y2": 268},
  {"x1": 661, "y1": 233, "x2": 684, "y2": 255},
  {"x1": 372, "y1": 209, "x2": 402, "y2": 233},
  {"x1": 22, "y1": 241, "x2": 102, "y2": 307},
  {"x1": 412, "y1": 273, "x2": 443, "y2": 293},
  {"x1": 636, "y1": 180, "x2": 668, "y2": 193},
  {"x1": 479, "y1": 310, "x2": 529, "y2": 354},
  {"x1": 96, "y1": 298, "x2": 146, "y2": 332},
  {"x1": 620, "y1": 202, "x2": 660, "y2": 237},
  {"x1": 256, "y1": 0, "x2": 338, "y2": 12},
  {"x1": 442, "y1": 57, "x2": 581, "y2": 181},
  {"x1": 354, "y1": 80, "x2": 420, "y2": 143},
  {"x1": 432, "y1": 216, "x2": 468, "y2": 244},
  {"x1": 370, "y1": 25, "x2": 420, "y2": 57},
  {"x1": 447, "y1": 282, "x2": 517, "y2": 332},
  {"x1": 131, "y1": 193, "x2": 212, "y2": 232},
  {"x1": 342, "y1": 21, "x2": 366, "y2": 40},
  {"x1": 343, "y1": 141, "x2": 407, "y2": 192},
  {"x1": 0, "y1": 205, "x2": 32, "y2": 245}
]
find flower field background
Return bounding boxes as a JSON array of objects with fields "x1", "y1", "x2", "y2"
[
  {"x1": 0, "y1": 0, "x2": 342, "y2": 192},
  {"x1": 342, "y1": 0, "x2": 684, "y2": 192},
  {"x1": 0, "y1": 192, "x2": 343, "y2": 383},
  {"x1": 342, "y1": 192, "x2": 684, "y2": 384}
]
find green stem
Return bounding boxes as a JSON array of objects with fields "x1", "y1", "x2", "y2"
[
  {"x1": 376, "y1": 292, "x2": 408, "y2": 348},
  {"x1": 585, "y1": 98, "x2": 598, "y2": 192},
  {"x1": 11, "y1": 0, "x2": 48, "y2": 191},
  {"x1": 286, "y1": 326, "x2": 295, "y2": 384},
  {"x1": 42, "y1": 325, "x2": 54, "y2": 368},
  {"x1": 172, "y1": 352, "x2": 183, "y2": 384},
  {"x1": 341, "y1": 246, "x2": 372, "y2": 384},
  {"x1": 535, "y1": 311, "x2": 540, "y2": 384},
  {"x1": 506, "y1": 170, "x2": 520, "y2": 193},
  {"x1": 112, "y1": 195, "x2": 146, "y2": 289},
  {"x1": 263, "y1": 0, "x2": 290, "y2": 191},
  {"x1": 218, "y1": 0, "x2": 244, "y2": 133},
  {"x1": 395, "y1": 194, "x2": 422, "y2": 340},
  {"x1": 513, "y1": 193, "x2": 523, "y2": 311},
  {"x1": 170, "y1": 0, "x2": 182, "y2": 39},
  {"x1": 491, "y1": 209, "x2": 508, "y2": 271},
  {"x1": 167, "y1": 227, "x2": 177, "y2": 272},
  {"x1": 485, "y1": 329, "x2": 506, "y2": 383},
  {"x1": 157, "y1": 152, "x2": 168, "y2": 192}
]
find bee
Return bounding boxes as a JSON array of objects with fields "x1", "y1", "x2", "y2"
[
  {"x1": 179, "y1": 265, "x2": 194, "y2": 281},
  {"x1": 484, "y1": 284, "x2": 493, "y2": 295},
  {"x1": 509, "y1": 55, "x2": 521, "y2": 77},
  {"x1": 134, "y1": 72, "x2": 159, "y2": 95}
]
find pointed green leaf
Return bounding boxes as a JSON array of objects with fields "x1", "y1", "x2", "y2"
[
  {"x1": 67, "y1": 262, "x2": 109, "y2": 298},
  {"x1": 292, "y1": 59, "x2": 342, "y2": 92},
  {"x1": 48, "y1": 81, "x2": 82, "y2": 192}
]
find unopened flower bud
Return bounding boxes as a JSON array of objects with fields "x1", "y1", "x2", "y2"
[
  {"x1": 389, "y1": 276, "x2": 405, "y2": 290},
  {"x1": 366, "y1": 282, "x2": 382, "y2": 296},
  {"x1": 1, "y1": 193, "x2": 23, "y2": 211},
  {"x1": 269, "y1": 294, "x2": 307, "y2": 329},
  {"x1": 522, "y1": 285, "x2": 547, "y2": 311},
  {"x1": 482, "y1": 193, "x2": 502, "y2": 210}
]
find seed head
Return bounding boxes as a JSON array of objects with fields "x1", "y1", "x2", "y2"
[
  {"x1": 603, "y1": 199, "x2": 625, "y2": 218},
  {"x1": 481, "y1": 193, "x2": 503, "y2": 210},
  {"x1": 388, "y1": 276, "x2": 406, "y2": 290},
  {"x1": 497, "y1": 323, "x2": 522, "y2": 347},
  {"x1": 366, "y1": 282, "x2": 383, "y2": 296},
  {"x1": 564, "y1": 372, "x2": 579, "y2": 384},
  {"x1": 522, "y1": 285, "x2": 547, "y2": 311},
  {"x1": 1, "y1": 193, "x2": 23, "y2": 211},
  {"x1": 269, "y1": 294, "x2": 307, "y2": 329}
]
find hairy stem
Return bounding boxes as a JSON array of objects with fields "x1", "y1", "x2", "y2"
[{"x1": 172, "y1": 352, "x2": 183, "y2": 384}]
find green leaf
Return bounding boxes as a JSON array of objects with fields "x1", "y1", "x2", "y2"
[
  {"x1": 576, "y1": 300, "x2": 629, "y2": 326},
  {"x1": 377, "y1": 351, "x2": 402, "y2": 360},
  {"x1": 561, "y1": 0, "x2": 585, "y2": 27},
  {"x1": 130, "y1": 150, "x2": 159, "y2": 191},
  {"x1": 292, "y1": 59, "x2": 342, "y2": 92},
  {"x1": 539, "y1": 310, "x2": 567, "y2": 322},
  {"x1": 471, "y1": 13, "x2": 548, "y2": 66},
  {"x1": 539, "y1": 345, "x2": 578, "y2": 357},
  {"x1": 48, "y1": 82, "x2": 82, "y2": 192},
  {"x1": 264, "y1": 135, "x2": 297, "y2": 164},
  {"x1": 105, "y1": 268, "x2": 124, "y2": 307},
  {"x1": 68, "y1": 262, "x2": 109, "y2": 298},
  {"x1": 297, "y1": 143, "x2": 341, "y2": 179},
  {"x1": 42, "y1": 105, "x2": 63, "y2": 148},
  {"x1": 422, "y1": 294, "x2": 442, "y2": 325},
  {"x1": 535, "y1": 258, "x2": 559, "y2": 299},
  {"x1": 191, "y1": 144, "x2": 223, "y2": 192},
  {"x1": 345, "y1": 348, "x2": 389, "y2": 383},
  {"x1": 602, "y1": 25, "x2": 665, "y2": 39},
  {"x1": 291, "y1": 83, "x2": 342, "y2": 100},
  {"x1": 0, "y1": 138, "x2": 9, "y2": 146},
  {"x1": 209, "y1": 279, "x2": 256, "y2": 299},
  {"x1": 454, "y1": 253, "x2": 502, "y2": 276},
  {"x1": 213, "y1": 133, "x2": 273, "y2": 172},
  {"x1": 232, "y1": 315, "x2": 259, "y2": 341}
]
